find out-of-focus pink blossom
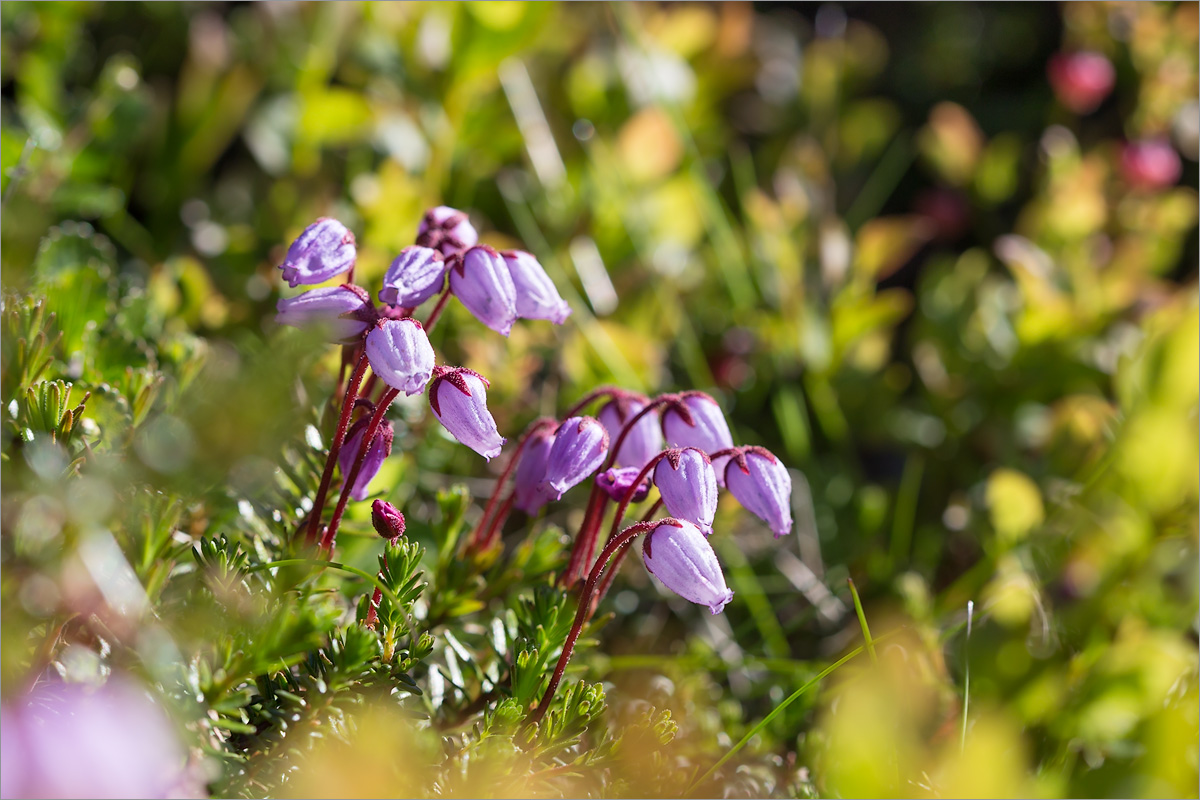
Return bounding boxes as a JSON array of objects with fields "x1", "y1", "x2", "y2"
[
  {"x1": 1048, "y1": 51, "x2": 1115, "y2": 114},
  {"x1": 1121, "y1": 138, "x2": 1182, "y2": 191}
]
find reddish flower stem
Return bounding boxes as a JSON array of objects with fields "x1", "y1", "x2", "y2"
[
  {"x1": 589, "y1": 498, "x2": 662, "y2": 618},
  {"x1": 423, "y1": 285, "x2": 454, "y2": 332},
  {"x1": 305, "y1": 351, "x2": 370, "y2": 546},
  {"x1": 480, "y1": 492, "x2": 515, "y2": 550},
  {"x1": 526, "y1": 521, "x2": 656, "y2": 730},
  {"x1": 561, "y1": 386, "x2": 623, "y2": 419},
  {"x1": 319, "y1": 387, "x2": 400, "y2": 554},
  {"x1": 364, "y1": 587, "x2": 384, "y2": 629},
  {"x1": 466, "y1": 417, "x2": 557, "y2": 552}
]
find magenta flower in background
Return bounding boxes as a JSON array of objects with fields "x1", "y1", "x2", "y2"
[
  {"x1": 1121, "y1": 138, "x2": 1182, "y2": 191},
  {"x1": 449, "y1": 245, "x2": 519, "y2": 337},
  {"x1": 513, "y1": 425, "x2": 555, "y2": 514},
  {"x1": 654, "y1": 448, "x2": 718, "y2": 535},
  {"x1": 0, "y1": 678, "x2": 199, "y2": 800},
  {"x1": 365, "y1": 319, "x2": 435, "y2": 396},
  {"x1": 501, "y1": 250, "x2": 572, "y2": 324},
  {"x1": 596, "y1": 465, "x2": 652, "y2": 503},
  {"x1": 1047, "y1": 51, "x2": 1115, "y2": 114},
  {"x1": 371, "y1": 499, "x2": 406, "y2": 541},
  {"x1": 642, "y1": 519, "x2": 733, "y2": 614},
  {"x1": 662, "y1": 393, "x2": 734, "y2": 480},
  {"x1": 539, "y1": 416, "x2": 609, "y2": 500},
  {"x1": 339, "y1": 417, "x2": 394, "y2": 502},
  {"x1": 429, "y1": 366, "x2": 506, "y2": 460},
  {"x1": 278, "y1": 217, "x2": 357, "y2": 288},
  {"x1": 598, "y1": 394, "x2": 663, "y2": 469},
  {"x1": 416, "y1": 205, "x2": 478, "y2": 258},
  {"x1": 275, "y1": 284, "x2": 373, "y2": 343},
  {"x1": 378, "y1": 246, "x2": 446, "y2": 308},
  {"x1": 724, "y1": 446, "x2": 793, "y2": 538}
]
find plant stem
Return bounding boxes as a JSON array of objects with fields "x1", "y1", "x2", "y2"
[
  {"x1": 561, "y1": 386, "x2": 623, "y2": 419},
  {"x1": 589, "y1": 498, "x2": 662, "y2": 617},
  {"x1": 847, "y1": 578, "x2": 878, "y2": 665},
  {"x1": 319, "y1": 387, "x2": 400, "y2": 554},
  {"x1": 466, "y1": 417, "x2": 556, "y2": 552},
  {"x1": 423, "y1": 285, "x2": 453, "y2": 332},
  {"x1": 304, "y1": 351, "x2": 370, "y2": 546},
  {"x1": 480, "y1": 492, "x2": 515, "y2": 550},
  {"x1": 364, "y1": 587, "x2": 384, "y2": 629},
  {"x1": 527, "y1": 521, "x2": 655, "y2": 730}
]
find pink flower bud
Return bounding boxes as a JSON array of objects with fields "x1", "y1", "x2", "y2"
[
  {"x1": 1048, "y1": 51, "x2": 1115, "y2": 115},
  {"x1": 1121, "y1": 138, "x2": 1182, "y2": 191},
  {"x1": 278, "y1": 218, "x2": 356, "y2": 287},
  {"x1": 449, "y1": 245, "x2": 518, "y2": 337},
  {"x1": 662, "y1": 392, "x2": 734, "y2": 482},
  {"x1": 654, "y1": 448, "x2": 718, "y2": 535},
  {"x1": 501, "y1": 250, "x2": 572, "y2": 324},
  {"x1": 428, "y1": 366, "x2": 506, "y2": 460},
  {"x1": 416, "y1": 205, "x2": 478, "y2": 258},
  {"x1": 371, "y1": 500, "x2": 406, "y2": 541},
  {"x1": 365, "y1": 318, "x2": 435, "y2": 396},
  {"x1": 378, "y1": 246, "x2": 445, "y2": 308},
  {"x1": 724, "y1": 446, "x2": 793, "y2": 538},
  {"x1": 596, "y1": 465, "x2": 652, "y2": 503},
  {"x1": 539, "y1": 416, "x2": 609, "y2": 500},
  {"x1": 642, "y1": 519, "x2": 733, "y2": 614}
]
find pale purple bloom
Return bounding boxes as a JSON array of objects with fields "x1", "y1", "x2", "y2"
[
  {"x1": 501, "y1": 250, "x2": 572, "y2": 324},
  {"x1": 513, "y1": 426, "x2": 555, "y2": 514},
  {"x1": 662, "y1": 392, "x2": 734, "y2": 482},
  {"x1": 378, "y1": 246, "x2": 446, "y2": 308},
  {"x1": 0, "y1": 677, "x2": 199, "y2": 799},
  {"x1": 1121, "y1": 138, "x2": 1182, "y2": 191},
  {"x1": 449, "y1": 245, "x2": 518, "y2": 337},
  {"x1": 371, "y1": 500, "x2": 406, "y2": 541},
  {"x1": 416, "y1": 205, "x2": 478, "y2": 258},
  {"x1": 539, "y1": 416, "x2": 609, "y2": 500},
  {"x1": 598, "y1": 394, "x2": 663, "y2": 469},
  {"x1": 724, "y1": 446, "x2": 793, "y2": 538},
  {"x1": 275, "y1": 284, "x2": 373, "y2": 343},
  {"x1": 596, "y1": 465, "x2": 652, "y2": 503},
  {"x1": 642, "y1": 519, "x2": 733, "y2": 614},
  {"x1": 278, "y1": 217, "x2": 356, "y2": 287},
  {"x1": 340, "y1": 417, "x2": 394, "y2": 502},
  {"x1": 365, "y1": 319, "x2": 435, "y2": 396},
  {"x1": 654, "y1": 448, "x2": 718, "y2": 535},
  {"x1": 429, "y1": 366, "x2": 506, "y2": 460}
]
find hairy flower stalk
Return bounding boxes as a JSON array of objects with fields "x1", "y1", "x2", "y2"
[
  {"x1": 364, "y1": 501, "x2": 406, "y2": 629},
  {"x1": 304, "y1": 351, "x2": 371, "y2": 546},
  {"x1": 464, "y1": 417, "x2": 557, "y2": 553}
]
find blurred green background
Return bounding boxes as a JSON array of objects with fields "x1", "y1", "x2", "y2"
[{"x1": 2, "y1": 2, "x2": 1197, "y2": 797}]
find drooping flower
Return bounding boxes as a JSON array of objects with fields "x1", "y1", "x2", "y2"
[
  {"x1": 596, "y1": 465, "x2": 652, "y2": 503},
  {"x1": 428, "y1": 366, "x2": 506, "y2": 460},
  {"x1": 339, "y1": 417, "x2": 394, "y2": 502},
  {"x1": 724, "y1": 446, "x2": 793, "y2": 538},
  {"x1": 371, "y1": 500, "x2": 406, "y2": 541},
  {"x1": 365, "y1": 318, "x2": 435, "y2": 396},
  {"x1": 598, "y1": 394, "x2": 663, "y2": 469},
  {"x1": 449, "y1": 245, "x2": 518, "y2": 337},
  {"x1": 378, "y1": 246, "x2": 446, "y2": 308},
  {"x1": 642, "y1": 519, "x2": 733, "y2": 614},
  {"x1": 416, "y1": 205, "x2": 478, "y2": 258},
  {"x1": 654, "y1": 448, "x2": 718, "y2": 535},
  {"x1": 1047, "y1": 51, "x2": 1115, "y2": 114},
  {"x1": 275, "y1": 284, "x2": 374, "y2": 343},
  {"x1": 539, "y1": 416, "x2": 609, "y2": 500},
  {"x1": 0, "y1": 677, "x2": 200, "y2": 799},
  {"x1": 661, "y1": 392, "x2": 734, "y2": 474},
  {"x1": 501, "y1": 250, "x2": 572, "y2": 324},
  {"x1": 513, "y1": 426, "x2": 555, "y2": 514},
  {"x1": 1121, "y1": 138, "x2": 1182, "y2": 191},
  {"x1": 278, "y1": 217, "x2": 357, "y2": 288}
]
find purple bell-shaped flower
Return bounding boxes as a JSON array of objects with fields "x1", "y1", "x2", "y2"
[
  {"x1": 597, "y1": 394, "x2": 663, "y2": 469},
  {"x1": 512, "y1": 426, "x2": 555, "y2": 514},
  {"x1": 339, "y1": 417, "x2": 394, "y2": 502},
  {"x1": 428, "y1": 366, "x2": 506, "y2": 460},
  {"x1": 371, "y1": 500, "x2": 406, "y2": 542},
  {"x1": 501, "y1": 250, "x2": 572, "y2": 324},
  {"x1": 416, "y1": 206, "x2": 478, "y2": 258},
  {"x1": 654, "y1": 448, "x2": 718, "y2": 535},
  {"x1": 642, "y1": 519, "x2": 733, "y2": 614},
  {"x1": 596, "y1": 466, "x2": 652, "y2": 503},
  {"x1": 449, "y1": 245, "x2": 518, "y2": 337},
  {"x1": 539, "y1": 416, "x2": 609, "y2": 500},
  {"x1": 275, "y1": 284, "x2": 373, "y2": 343},
  {"x1": 724, "y1": 446, "x2": 793, "y2": 538},
  {"x1": 365, "y1": 319, "x2": 435, "y2": 396},
  {"x1": 378, "y1": 246, "x2": 446, "y2": 308},
  {"x1": 662, "y1": 392, "x2": 734, "y2": 482},
  {"x1": 278, "y1": 218, "x2": 357, "y2": 288}
]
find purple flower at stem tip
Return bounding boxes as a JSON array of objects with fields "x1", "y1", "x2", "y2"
[
  {"x1": 721, "y1": 445, "x2": 794, "y2": 538},
  {"x1": 275, "y1": 284, "x2": 374, "y2": 343},
  {"x1": 662, "y1": 391, "x2": 734, "y2": 483},
  {"x1": 596, "y1": 465, "x2": 652, "y2": 503},
  {"x1": 278, "y1": 217, "x2": 356, "y2": 288},
  {"x1": 654, "y1": 448, "x2": 718, "y2": 535},
  {"x1": 429, "y1": 366, "x2": 506, "y2": 460},
  {"x1": 365, "y1": 318, "x2": 435, "y2": 396},
  {"x1": 339, "y1": 417, "x2": 393, "y2": 502},
  {"x1": 642, "y1": 518, "x2": 733, "y2": 614},
  {"x1": 513, "y1": 425, "x2": 555, "y2": 514},
  {"x1": 371, "y1": 500, "x2": 406, "y2": 541},
  {"x1": 598, "y1": 394, "x2": 662, "y2": 469},
  {"x1": 416, "y1": 205, "x2": 478, "y2": 258},
  {"x1": 379, "y1": 246, "x2": 446, "y2": 308},
  {"x1": 539, "y1": 416, "x2": 609, "y2": 500},
  {"x1": 449, "y1": 245, "x2": 518, "y2": 337},
  {"x1": 501, "y1": 250, "x2": 572, "y2": 324}
]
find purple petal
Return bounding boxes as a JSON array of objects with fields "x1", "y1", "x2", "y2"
[
  {"x1": 598, "y1": 396, "x2": 663, "y2": 469},
  {"x1": 365, "y1": 319, "x2": 435, "y2": 396},
  {"x1": 275, "y1": 285, "x2": 370, "y2": 343},
  {"x1": 725, "y1": 449, "x2": 793, "y2": 538},
  {"x1": 502, "y1": 250, "x2": 572, "y2": 324},
  {"x1": 429, "y1": 367, "x2": 506, "y2": 460},
  {"x1": 654, "y1": 448, "x2": 717, "y2": 535},
  {"x1": 642, "y1": 520, "x2": 733, "y2": 614},
  {"x1": 449, "y1": 246, "x2": 518, "y2": 337},
  {"x1": 378, "y1": 246, "x2": 446, "y2": 307},
  {"x1": 279, "y1": 218, "x2": 356, "y2": 288},
  {"x1": 539, "y1": 416, "x2": 609, "y2": 499},
  {"x1": 662, "y1": 393, "x2": 734, "y2": 457}
]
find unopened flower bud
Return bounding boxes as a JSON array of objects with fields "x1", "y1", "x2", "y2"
[
  {"x1": 416, "y1": 206, "x2": 478, "y2": 258},
  {"x1": 449, "y1": 245, "x2": 518, "y2": 337},
  {"x1": 1048, "y1": 51, "x2": 1115, "y2": 115},
  {"x1": 513, "y1": 426, "x2": 555, "y2": 514},
  {"x1": 654, "y1": 448, "x2": 717, "y2": 535},
  {"x1": 662, "y1": 392, "x2": 734, "y2": 481},
  {"x1": 428, "y1": 366, "x2": 506, "y2": 460},
  {"x1": 339, "y1": 418, "x2": 394, "y2": 502},
  {"x1": 275, "y1": 285, "x2": 373, "y2": 343},
  {"x1": 724, "y1": 446, "x2": 793, "y2": 538},
  {"x1": 278, "y1": 218, "x2": 356, "y2": 287},
  {"x1": 365, "y1": 319, "x2": 435, "y2": 396},
  {"x1": 598, "y1": 394, "x2": 662, "y2": 469},
  {"x1": 539, "y1": 416, "x2": 609, "y2": 500},
  {"x1": 596, "y1": 465, "x2": 652, "y2": 503},
  {"x1": 1121, "y1": 138, "x2": 1182, "y2": 191},
  {"x1": 378, "y1": 246, "x2": 446, "y2": 308},
  {"x1": 501, "y1": 250, "x2": 572, "y2": 324},
  {"x1": 642, "y1": 519, "x2": 733, "y2": 614},
  {"x1": 371, "y1": 500, "x2": 406, "y2": 541}
]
